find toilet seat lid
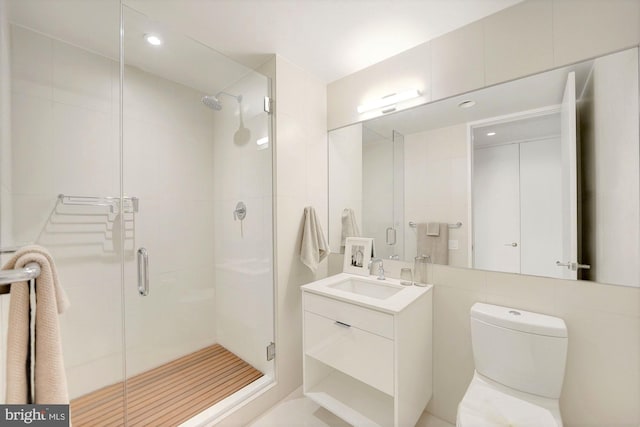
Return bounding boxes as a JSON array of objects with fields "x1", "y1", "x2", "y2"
[{"x1": 458, "y1": 380, "x2": 560, "y2": 427}]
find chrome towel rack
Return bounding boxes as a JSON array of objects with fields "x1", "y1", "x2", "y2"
[
  {"x1": 0, "y1": 262, "x2": 41, "y2": 295},
  {"x1": 58, "y1": 194, "x2": 139, "y2": 214},
  {"x1": 409, "y1": 221, "x2": 462, "y2": 229}
]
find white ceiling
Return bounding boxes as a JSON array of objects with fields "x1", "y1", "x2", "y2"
[{"x1": 8, "y1": 0, "x2": 523, "y2": 84}]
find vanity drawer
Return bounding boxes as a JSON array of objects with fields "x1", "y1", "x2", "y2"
[
  {"x1": 303, "y1": 293, "x2": 394, "y2": 339},
  {"x1": 304, "y1": 311, "x2": 394, "y2": 395}
]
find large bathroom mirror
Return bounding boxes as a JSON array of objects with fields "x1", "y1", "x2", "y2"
[{"x1": 328, "y1": 47, "x2": 639, "y2": 287}]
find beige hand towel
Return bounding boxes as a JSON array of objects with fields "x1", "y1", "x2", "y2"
[
  {"x1": 417, "y1": 223, "x2": 449, "y2": 265},
  {"x1": 300, "y1": 207, "x2": 330, "y2": 272},
  {"x1": 3, "y1": 245, "x2": 70, "y2": 404},
  {"x1": 340, "y1": 208, "x2": 360, "y2": 249}
]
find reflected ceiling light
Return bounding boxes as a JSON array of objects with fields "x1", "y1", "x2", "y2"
[
  {"x1": 458, "y1": 100, "x2": 476, "y2": 109},
  {"x1": 487, "y1": 132, "x2": 496, "y2": 136},
  {"x1": 357, "y1": 89, "x2": 421, "y2": 114},
  {"x1": 256, "y1": 136, "x2": 269, "y2": 150},
  {"x1": 144, "y1": 33, "x2": 163, "y2": 46}
]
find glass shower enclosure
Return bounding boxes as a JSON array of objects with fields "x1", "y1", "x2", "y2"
[{"x1": 0, "y1": 1, "x2": 275, "y2": 425}]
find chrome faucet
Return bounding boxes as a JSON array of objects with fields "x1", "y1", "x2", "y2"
[{"x1": 369, "y1": 257, "x2": 385, "y2": 280}]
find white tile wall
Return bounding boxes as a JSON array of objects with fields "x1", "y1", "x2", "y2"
[
  {"x1": 431, "y1": 21, "x2": 485, "y2": 101},
  {"x1": 553, "y1": 0, "x2": 640, "y2": 67},
  {"x1": 483, "y1": 0, "x2": 554, "y2": 85}
]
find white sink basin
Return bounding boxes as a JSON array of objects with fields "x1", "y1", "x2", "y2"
[{"x1": 328, "y1": 278, "x2": 403, "y2": 300}]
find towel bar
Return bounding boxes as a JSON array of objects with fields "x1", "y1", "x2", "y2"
[
  {"x1": 0, "y1": 262, "x2": 41, "y2": 294},
  {"x1": 58, "y1": 194, "x2": 139, "y2": 214},
  {"x1": 409, "y1": 221, "x2": 462, "y2": 229}
]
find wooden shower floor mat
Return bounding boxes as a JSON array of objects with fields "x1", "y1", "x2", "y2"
[{"x1": 70, "y1": 344, "x2": 263, "y2": 426}]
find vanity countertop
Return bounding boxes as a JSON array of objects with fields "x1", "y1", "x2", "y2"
[{"x1": 301, "y1": 272, "x2": 432, "y2": 314}]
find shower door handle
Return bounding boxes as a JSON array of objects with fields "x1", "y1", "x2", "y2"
[{"x1": 137, "y1": 247, "x2": 149, "y2": 296}]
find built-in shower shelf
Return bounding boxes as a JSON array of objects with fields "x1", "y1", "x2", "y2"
[{"x1": 58, "y1": 194, "x2": 139, "y2": 214}]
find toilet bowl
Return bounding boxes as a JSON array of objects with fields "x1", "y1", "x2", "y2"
[{"x1": 457, "y1": 303, "x2": 568, "y2": 427}]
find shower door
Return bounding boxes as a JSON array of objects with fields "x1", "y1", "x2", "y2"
[{"x1": 121, "y1": 5, "x2": 274, "y2": 425}]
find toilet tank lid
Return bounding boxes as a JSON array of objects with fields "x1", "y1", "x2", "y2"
[{"x1": 471, "y1": 303, "x2": 567, "y2": 338}]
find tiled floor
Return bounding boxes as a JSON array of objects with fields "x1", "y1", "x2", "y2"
[{"x1": 248, "y1": 389, "x2": 455, "y2": 427}]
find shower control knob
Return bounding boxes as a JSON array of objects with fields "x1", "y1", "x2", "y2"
[{"x1": 234, "y1": 201, "x2": 247, "y2": 221}]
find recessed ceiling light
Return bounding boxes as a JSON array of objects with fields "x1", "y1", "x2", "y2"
[
  {"x1": 458, "y1": 100, "x2": 476, "y2": 109},
  {"x1": 487, "y1": 132, "x2": 496, "y2": 136},
  {"x1": 144, "y1": 33, "x2": 163, "y2": 46}
]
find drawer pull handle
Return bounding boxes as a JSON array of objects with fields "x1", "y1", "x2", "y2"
[{"x1": 334, "y1": 321, "x2": 351, "y2": 328}]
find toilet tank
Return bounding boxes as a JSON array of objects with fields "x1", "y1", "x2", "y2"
[{"x1": 470, "y1": 303, "x2": 568, "y2": 399}]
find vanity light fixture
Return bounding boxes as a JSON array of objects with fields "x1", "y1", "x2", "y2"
[
  {"x1": 357, "y1": 89, "x2": 421, "y2": 114},
  {"x1": 458, "y1": 100, "x2": 476, "y2": 109},
  {"x1": 144, "y1": 33, "x2": 163, "y2": 46},
  {"x1": 487, "y1": 132, "x2": 496, "y2": 136}
]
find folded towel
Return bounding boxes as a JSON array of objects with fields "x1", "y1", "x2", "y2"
[
  {"x1": 300, "y1": 207, "x2": 330, "y2": 272},
  {"x1": 417, "y1": 223, "x2": 449, "y2": 265},
  {"x1": 426, "y1": 222, "x2": 440, "y2": 236},
  {"x1": 340, "y1": 208, "x2": 360, "y2": 249},
  {"x1": 3, "y1": 245, "x2": 70, "y2": 404}
]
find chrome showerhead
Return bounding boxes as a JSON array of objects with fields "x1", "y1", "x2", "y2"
[
  {"x1": 201, "y1": 91, "x2": 242, "y2": 111},
  {"x1": 201, "y1": 95, "x2": 223, "y2": 110},
  {"x1": 201, "y1": 91, "x2": 250, "y2": 145}
]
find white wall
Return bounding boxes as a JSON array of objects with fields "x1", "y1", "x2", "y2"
[
  {"x1": 403, "y1": 123, "x2": 468, "y2": 267},
  {"x1": 580, "y1": 48, "x2": 639, "y2": 287},
  {"x1": 324, "y1": 1, "x2": 640, "y2": 426}
]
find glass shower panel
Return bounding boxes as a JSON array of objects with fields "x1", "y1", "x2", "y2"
[
  {"x1": 362, "y1": 127, "x2": 396, "y2": 259},
  {"x1": 121, "y1": 5, "x2": 274, "y2": 425},
  {"x1": 1, "y1": 0, "x2": 125, "y2": 423}
]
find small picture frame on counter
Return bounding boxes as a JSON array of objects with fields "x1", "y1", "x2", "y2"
[{"x1": 343, "y1": 237, "x2": 374, "y2": 276}]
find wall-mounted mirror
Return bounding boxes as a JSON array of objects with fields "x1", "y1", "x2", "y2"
[{"x1": 328, "y1": 47, "x2": 639, "y2": 287}]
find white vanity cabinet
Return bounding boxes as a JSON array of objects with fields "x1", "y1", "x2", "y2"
[{"x1": 301, "y1": 274, "x2": 433, "y2": 427}]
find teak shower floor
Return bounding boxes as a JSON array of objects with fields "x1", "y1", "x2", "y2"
[{"x1": 70, "y1": 344, "x2": 263, "y2": 426}]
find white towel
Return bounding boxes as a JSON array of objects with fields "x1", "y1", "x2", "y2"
[
  {"x1": 340, "y1": 208, "x2": 360, "y2": 249},
  {"x1": 3, "y1": 245, "x2": 70, "y2": 404},
  {"x1": 417, "y1": 223, "x2": 449, "y2": 265},
  {"x1": 300, "y1": 207, "x2": 330, "y2": 272}
]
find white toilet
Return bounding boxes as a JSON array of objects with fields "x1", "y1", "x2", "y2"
[{"x1": 457, "y1": 303, "x2": 568, "y2": 427}]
